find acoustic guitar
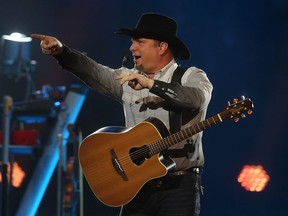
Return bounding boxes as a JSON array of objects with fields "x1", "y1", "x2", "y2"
[{"x1": 79, "y1": 97, "x2": 253, "y2": 207}]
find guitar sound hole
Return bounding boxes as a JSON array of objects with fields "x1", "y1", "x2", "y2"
[{"x1": 129, "y1": 145, "x2": 151, "y2": 166}]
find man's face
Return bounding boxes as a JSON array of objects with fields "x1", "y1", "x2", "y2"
[{"x1": 129, "y1": 38, "x2": 161, "y2": 74}]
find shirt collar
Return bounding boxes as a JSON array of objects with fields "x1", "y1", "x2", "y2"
[{"x1": 154, "y1": 59, "x2": 178, "y2": 80}]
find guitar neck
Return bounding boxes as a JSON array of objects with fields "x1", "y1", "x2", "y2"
[{"x1": 149, "y1": 113, "x2": 223, "y2": 156}]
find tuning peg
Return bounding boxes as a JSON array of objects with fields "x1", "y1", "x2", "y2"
[
  {"x1": 241, "y1": 95, "x2": 245, "y2": 100},
  {"x1": 233, "y1": 98, "x2": 238, "y2": 103},
  {"x1": 247, "y1": 110, "x2": 253, "y2": 115},
  {"x1": 227, "y1": 101, "x2": 231, "y2": 106},
  {"x1": 234, "y1": 117, "x2": 239, "y2": 122},
  {"x1": 241, "y1": 113, "x2": 246, "y2": 118}
]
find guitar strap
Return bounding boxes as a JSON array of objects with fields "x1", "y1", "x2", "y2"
[{"x1": 169, "y1": 66, "x2": 186, "y2": 134}]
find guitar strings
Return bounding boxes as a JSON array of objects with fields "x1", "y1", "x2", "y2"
[
  {"x1": 117, "y1": 125, "x2": 196, "y2": 166},
  {"x1": 114, "y1": 129, "x2": 181, "y2": 167}
]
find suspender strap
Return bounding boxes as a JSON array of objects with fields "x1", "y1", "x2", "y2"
[{"x1": 169, "y1": 66, "x2": 186, "y2": 134}]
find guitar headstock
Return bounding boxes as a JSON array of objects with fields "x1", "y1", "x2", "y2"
[{"x1": 221, "y1": 96, "x2": 254, "y2": 122}]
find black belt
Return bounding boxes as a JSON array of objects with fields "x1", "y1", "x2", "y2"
[
  {"x1": 168, "y1": 167, "x2": 201, "y2": 176},
  {"x1": 149, "y1": 167, "x2": 202, "y2": 189}
]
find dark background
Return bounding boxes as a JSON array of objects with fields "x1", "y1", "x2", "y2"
[{"x1": 0, "y1": 0, "x2": 288, "y2": 215}]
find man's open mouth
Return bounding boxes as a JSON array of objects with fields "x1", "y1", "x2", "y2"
[{"x1": 134, "y1": 56, "x2": 141, "y2": 60}]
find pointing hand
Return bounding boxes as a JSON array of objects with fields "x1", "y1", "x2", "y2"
[{"x1": 31, "y1": 34, "x2": 64, "y2": 55}]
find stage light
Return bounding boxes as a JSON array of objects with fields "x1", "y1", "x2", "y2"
[
  {"x1": 237, "y1": 165, "x2": 270, "y2": 192},
  {"x1": 2, "y1": 32, "x2": 32, "y2": 43},
  {"x1": 0, "y1": 161, "x2": 26, "y2": 188},
  {"x1": 0, "y1": 32, "x2": 32, "y2": 76},
  {"x1": 0, "y1": 32, "x2": 36, "y2": 100}
]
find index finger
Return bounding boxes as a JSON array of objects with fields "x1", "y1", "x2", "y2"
[{"x1": 31, "y1": 34, "x2": 46, "y2": 40}]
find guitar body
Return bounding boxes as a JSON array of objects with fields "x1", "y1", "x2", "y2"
[
  {"x1": 79, "y1": 97, "x2": 254, "y2": 207},
  {"x1": 78, "y1": 117, "x2": 173, "y2": 207}
]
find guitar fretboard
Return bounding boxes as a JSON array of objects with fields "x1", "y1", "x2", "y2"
[{"x1": 148, "y1": 114, "x2": 223, "y2": 156}]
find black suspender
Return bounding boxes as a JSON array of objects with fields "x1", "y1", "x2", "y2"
[{"x1": 169, "y1": 66, "x2": 186, "y2": 134}]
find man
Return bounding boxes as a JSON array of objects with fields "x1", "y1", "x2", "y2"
[{"x1": 32, "y1": 13, "x2": 213, "y2": 216}]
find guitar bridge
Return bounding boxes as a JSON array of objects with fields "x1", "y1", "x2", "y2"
[{"x1": 111, "y1": 148, "x2": 128, "y2": 181}]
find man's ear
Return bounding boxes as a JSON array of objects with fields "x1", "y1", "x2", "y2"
[{"x1": 158, "y1": 41, "x2": 169, "y2": 55}]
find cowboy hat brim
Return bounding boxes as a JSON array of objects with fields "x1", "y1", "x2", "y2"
[{"x1": 115, "y1": 28, "x2": 190, "y2": 60}]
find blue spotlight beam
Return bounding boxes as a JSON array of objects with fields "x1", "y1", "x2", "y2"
[{"x1": 15, "y1": 87, "x2": 87, "y2": 216}]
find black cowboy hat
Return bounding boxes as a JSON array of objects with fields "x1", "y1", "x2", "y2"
[{"x1": 115, "y1": 13, "x2": 190, "y2": 60}]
